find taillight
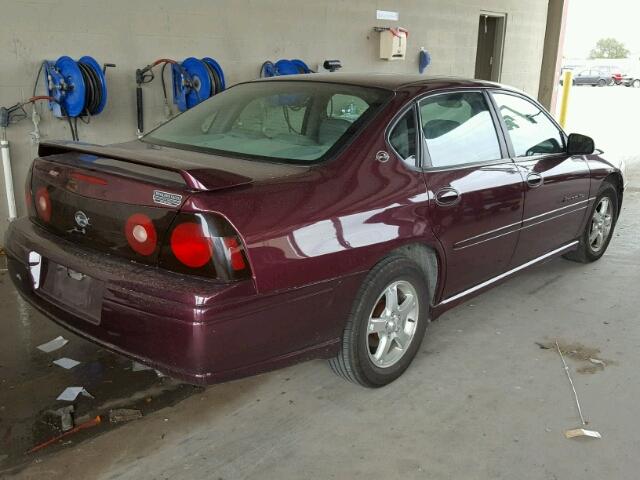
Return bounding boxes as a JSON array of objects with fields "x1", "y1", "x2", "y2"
[
  {"x1": 71, "y1": 171, "x2": 108, "y2": 186},
  {"x1": 125, "y1": 213, "x2": 158, "y2": 256},
  {"x1": 35, "y1": 187, "x2": 51, "y2": 222},
  {"x1": 25, "y1": 166, "x2": 34, "y2": 217},
  {"x1": 223, "y1": 237, "x2": 247, "y2": 271},
  {"x1": 170, "y1": 222, "x2": 212, "y2": 268},
  {"x1": 160, "y1": 213, "x2": 250, "y2": 281}
]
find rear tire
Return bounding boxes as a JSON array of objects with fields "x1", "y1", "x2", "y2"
[
  {"x1": 563, "y1": 182, "x2": 618, "y2": 263},
  {"x1": 597, "y1": 79, "x2": 607, "y2": 87},
  {"x1": 633, "y1": 79, "x2": 640, "y2": 88},
  {"x1": 329, "y1": 255, "x2": 429, "y2": 387}
]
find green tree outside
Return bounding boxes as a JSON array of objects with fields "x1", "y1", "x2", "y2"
[{"x1": 588, "y1": 38, "x2": 630, "y2": 59}]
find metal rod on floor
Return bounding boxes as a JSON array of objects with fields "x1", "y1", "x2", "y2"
[{"x1": 555, "y1": 339, "x2": 586, "y2": 425}]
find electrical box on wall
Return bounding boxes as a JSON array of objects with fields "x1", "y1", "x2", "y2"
[{"x1": 379, "y1": 28, "x2": 408, "y2": 61}]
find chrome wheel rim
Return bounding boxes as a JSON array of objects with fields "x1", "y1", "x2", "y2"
[
  {"x1": 589, "y1": 197, "x2": 613, "y2": 252},
  {"x1": 366, "y1": 280, "x2": 419, "y2": 368}
]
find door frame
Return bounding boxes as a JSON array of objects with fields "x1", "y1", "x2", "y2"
[
  {"x1": 414, "y1": 88, "x2": 525, "y2": 298},
  {"x1": 475, "y1": 11, "x2": 507, "y2": 83},
  {"x1": 414, "y1": 88, "x2": 512, "y2": 170}
]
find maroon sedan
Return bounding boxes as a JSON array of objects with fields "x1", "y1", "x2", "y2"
[{"x1": 5, "y1": 74, "x2": 624, "y2": 387}]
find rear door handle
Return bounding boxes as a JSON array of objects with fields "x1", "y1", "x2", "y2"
[
  {"x1": 435, "y1": 187, "x2": 460, "y2": 206},
  {"x1": 526, "y1": 172, "x2": 544, "y2": 188}
]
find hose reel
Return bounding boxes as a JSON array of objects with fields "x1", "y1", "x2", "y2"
[
  {"x1": 136, "y1": 57, "x2": 225, "y2": 135},
  {"x1": 172, "y1": 57, "x2": 225, "y2": 112},
  {"x1": 260, "y1": 59, "x2": 314, "y2": 78},
  {"x1": 43, "y1": 56, "x2": 111, "y2": 118}
]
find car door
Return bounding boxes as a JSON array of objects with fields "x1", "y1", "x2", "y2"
[
  {"x1": 489, "y1": 90, "x2": 591, "y2": 267},
  {"x1": 419, "y1": 90, "x2": 525, "y2": 299},
  {"x1": 574, "y1": 70, "x2": 589, "y2": 85},
  {"x1": 591, "y1": 69, "x2": 605, "y2": 85}
]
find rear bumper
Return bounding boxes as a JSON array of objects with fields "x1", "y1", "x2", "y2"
[{"x1": 5, "y1": 218, "x2": 355, "y2": 385}]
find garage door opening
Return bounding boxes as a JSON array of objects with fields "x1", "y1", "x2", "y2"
[{"x1": 475, "y1": 13, "x2": 506, "y2": 81}]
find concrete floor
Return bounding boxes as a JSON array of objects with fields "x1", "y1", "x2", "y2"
[{"x1": 2, "y1": 87, "x2": 639, "y2": 479}]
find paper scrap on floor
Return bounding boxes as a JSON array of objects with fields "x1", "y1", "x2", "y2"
[
  {"x1": 57, "y1": 387, "x2": 94, "y2": 402},
  {"x1": 53, "y1": 358, "x2": 81, "y2": 369},
  {"x1": 37, "y1": 336, "x2": 68, "y2": 353},
  {"x1": 565, "y1": 428, "x2": 602, "y2": 439}
]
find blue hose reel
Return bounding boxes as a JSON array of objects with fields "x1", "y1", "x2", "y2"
[
  {"x1": 260, "y1": 59, "x2": 313, "y2": 78},
  {"x1": 172, "y1": 57, "x2": 225, "y2": 112},
  {"x1": 44, "y1": 56, "x2": 108, "y2": 118}
]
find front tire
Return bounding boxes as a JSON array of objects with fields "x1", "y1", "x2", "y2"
[
  {"x1": 564, "y1": 182, "x2": 618, "y2": 263},
  {"x1": 633, "y1": 79, "x2": 640, "y2": 88},
  {"x1": 597, "y1": 79, "x2": 607, "y2": 87},
  {"x1": 329, "y1": 255, "x2": 429, "y2": 387}
]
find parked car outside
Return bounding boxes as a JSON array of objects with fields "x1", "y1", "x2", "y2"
[
  {"x1": 560, "y1": 68, "x2": 611, "y2": 86},
  {"x1": 5, "y1": 74, "x2": 625, "y2": 387},
  {"x1": 623, "y1": 75, "x2": 640, "y2": 88},
  {"x1": 612, "y1": 72, "x2": 625, "y2": 85}
]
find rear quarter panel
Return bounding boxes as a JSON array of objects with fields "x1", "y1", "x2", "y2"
[{"x1": 183, "y1": 91, "x2": 443, "y2": 295}]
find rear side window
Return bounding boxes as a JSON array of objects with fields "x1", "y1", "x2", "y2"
[
  {"x1": 388, "y1": 107, "x2": 418, "y2": 167},
  {"x1": 492, "y1": 92, "x2": 564, "y2": 157},
  {"x1": 419, "y1": 92, "x2": 502, "y2": 168}
]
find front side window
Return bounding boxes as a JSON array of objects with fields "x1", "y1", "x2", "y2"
[
  {"x1": 145, "y1": 81, "x2": 391, "y2": 163},
  {"x1": 492, "y1": 92, "x2": 564, "y2": 157},
  {"x1": 388, "y1": 107, "x2": 417, "y2": 167},
  {"x1": 419, "y1": 91, "x2": 502, "y2": 168}
]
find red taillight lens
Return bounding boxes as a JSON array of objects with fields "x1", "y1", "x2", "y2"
[
  {"x1": 160, "y1": 214, "x2": 250, "y2": 280},
  {"x1": 71, "y1": 171, "x2": 108, "y2": 186},
  {"x1": 170, "y1": 222, "x2": 213, "y2": 268},
  {"x1": 35, "y1": 187, "x2": 51, "y2": 222},
  {"x1": 125, "y1": 213, "x2": 158, "y2": 256},
  {"x1": 223, "y1": 237, "x2": 247, "y2": 271}
]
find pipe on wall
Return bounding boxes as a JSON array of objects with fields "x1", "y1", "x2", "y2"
[{"x1": 1, "y1": 137, "x2": 17, "y2": 222}]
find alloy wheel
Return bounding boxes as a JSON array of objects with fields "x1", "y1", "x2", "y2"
[
  {"x1": 366, "y1": 280, "x2": 419, "y2": 368},
  {"x1": 589, "y1": 197, "x2": 613, "y2": 253}
]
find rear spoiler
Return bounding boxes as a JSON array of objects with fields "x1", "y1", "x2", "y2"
[{"x1": 38, "y1": 141, "x2": 253, "y2": 192}]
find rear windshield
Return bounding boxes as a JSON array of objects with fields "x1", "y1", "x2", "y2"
[{"x1": 144, "y1": 81, "x2": 392, "y2": 164}]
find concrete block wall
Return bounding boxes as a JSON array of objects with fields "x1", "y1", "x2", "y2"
[{"x1": 0, "y1": 0, "x2": 550, "y2": 241}]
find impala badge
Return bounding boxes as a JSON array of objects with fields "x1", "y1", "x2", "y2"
[{"x1": 375, "y1": 150, "x2": 390, "y2": 163}]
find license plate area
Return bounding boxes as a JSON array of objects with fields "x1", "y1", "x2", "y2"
[{"x1": 34, "y1": 255, "x2": 105, "y2": 325}]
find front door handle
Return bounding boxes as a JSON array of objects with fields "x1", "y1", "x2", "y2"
[
  {"x1": 526, "y1": 172, "x2": 544, "y2": 188},
  {"x1": 435, "y1": 187, "x2": 461, "y2": 206}
]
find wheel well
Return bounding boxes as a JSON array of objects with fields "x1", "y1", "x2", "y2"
[
  {"x1": 603, "y1": 172, "x2": 624, "y2": 217},
  {"x1": 391, "y1": 243, "x2": 440, "y2": 306}
]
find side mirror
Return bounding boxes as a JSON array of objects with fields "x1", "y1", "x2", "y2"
[{"x1": 567, "y1": 133, "x2": 594, "y2": 155}]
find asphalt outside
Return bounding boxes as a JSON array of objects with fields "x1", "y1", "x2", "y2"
[{"x1": 1, "y1": 85, "x2": 639, "y2": 479}]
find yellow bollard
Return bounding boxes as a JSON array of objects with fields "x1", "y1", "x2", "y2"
[{"x1": 558, "y1": 70, "x2": 573, "y2": 129}]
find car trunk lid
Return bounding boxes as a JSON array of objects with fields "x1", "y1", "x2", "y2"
[{"x1": 30, "y1": 140, "x2": 302, "y2": 266}]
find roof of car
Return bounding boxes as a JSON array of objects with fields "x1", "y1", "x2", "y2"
[{"x1": 259, "y1": 72, "x2": 505, "y2": 91}]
